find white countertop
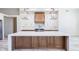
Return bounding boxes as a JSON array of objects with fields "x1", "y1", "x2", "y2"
[{"x1": 9, "y1": 31, "x2": 70, "y2": 36}]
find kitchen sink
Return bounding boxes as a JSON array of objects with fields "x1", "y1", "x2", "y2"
[{"x1": 35, "y1": 29, "x2": 44, "y2": 32}]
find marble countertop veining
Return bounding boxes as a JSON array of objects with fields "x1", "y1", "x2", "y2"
[{"x1": 8, "y1": 31, "x2": 70, "y2": 36}]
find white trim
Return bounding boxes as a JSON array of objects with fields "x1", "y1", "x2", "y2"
[
  {"x1": 8, "y1": 35, "x2": 12, "y2": 51},
  {"x1": 2, "y1": 19, "x2": 4, "y2": 40}
]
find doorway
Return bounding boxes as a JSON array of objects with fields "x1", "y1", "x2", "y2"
[{"x1": 4, "y1": 17, "x2": 17, "y2": 40}]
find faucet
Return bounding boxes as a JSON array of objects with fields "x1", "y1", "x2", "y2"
[{"x1": 35, "y1": 23, "x2": 44, "y2": 31}]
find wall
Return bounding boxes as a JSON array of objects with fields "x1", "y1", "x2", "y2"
[
  {"x1": 4, "y1": 17, "x2": 13, "y2": 37},
  {"x1": 75, "y1": 8, "x2": 79, "y2": 35},
  {"x1": 0, "y1": 8, "x2": 19, "y2": 15},
  {"x1": 17, "y1": 12, "x2": 35, "y2": 31},
  {"x1": 58, "y1": 8, "x2": 79, "y2": 50},
  {"x1": 59, "y1": 8, "x2": 78, "y2": 35},
  {"x1": 0, "y1": 8, "x2": 78, "y2": 36},
  {"x1": 17, "y1": 8, "x2": 78, "y2": 35},
  {"x1": 45, "y1": 12, "x2": 58, "y2": 30},
  {"x1": 17, "y1": 8, "x2": 58, "y2": 31}
]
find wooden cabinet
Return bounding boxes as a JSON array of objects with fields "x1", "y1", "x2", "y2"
[
  {"x1": 12, "y1": 36, "x2": 66, "y2": 50},
  {"x1": 15, "y1": 36, "x2": 24, "y2": 49},
  {"x1": 23, "y1": 37, "x2": 32, "y2": 48},
  {"x1": 47, "y1": 37, "x2": 54, "y2": 48},
  {"x1": 13, "y1": 36, "x2": 32, "y2": 49},
  {"x1": 32, "y1": 37, "x2": 39, "y2": 48},
  {"x1": 39, "y1": 37, "x2": 47, "y2": 48},
  {"x1": 32, "y1": 36, "x2": 47, "y2": 48},
  {"x1": 54, "y1": 36, "x2": 65, "y2": 49}
]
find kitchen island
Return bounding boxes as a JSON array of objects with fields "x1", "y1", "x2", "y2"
[{"x1": 8, "y1": 31, "x2": 69, "y2": 51}]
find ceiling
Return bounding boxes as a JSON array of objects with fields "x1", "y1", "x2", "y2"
[{"x1": 0, "y1": 8, "x2": 19, "y2": 15}]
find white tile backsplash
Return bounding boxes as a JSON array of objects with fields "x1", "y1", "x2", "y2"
[{"x1": 17, "y1": 9, "x2": 58, "y2": 31}]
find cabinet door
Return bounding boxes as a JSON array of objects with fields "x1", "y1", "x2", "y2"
[
  {"x1": 32, "y1": 37, "x2": 39, "y2": 48},
  {"x1": 39, "y1": 36, "x2": 47, "y2": 48},
  {"x1": 47, "y1": 36, "x2": 54, "y2": 48},
  {"x1": 23, "y1": 36, "x2": 32, "y2": 48},
  {"x1": 54, "y1": 36, "x2": 65, "y2": 49},
  {"x1": 15, "y1": 36, "x2": 24, "y2": 49}
]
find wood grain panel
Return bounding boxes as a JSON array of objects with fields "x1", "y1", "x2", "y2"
[
  {"x1": 54, "y1": 36, "x2": 65, "y2": 49},
  {"x1": 39, "y1": 36, "x2": 47, "y2": 48},
  {"x1": 15, "y1": 36, "x2": 24, "y2": 49},
  {"x1": 23, "y1": 36, "x2": 32, "y2": 48},
  {"x1": 47, "y1": 36, "x2": 54, "y2": 48},
  {"x1": 12, "y1": 36, "x2": 67, "y2": 50},
  {"x1": 32, "y1": 36, "x2": 39, "y2": 48}
]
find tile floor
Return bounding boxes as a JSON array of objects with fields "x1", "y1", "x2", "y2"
[{"x1": 0, "y1": 39, "x2": 8, "y2": 51}]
